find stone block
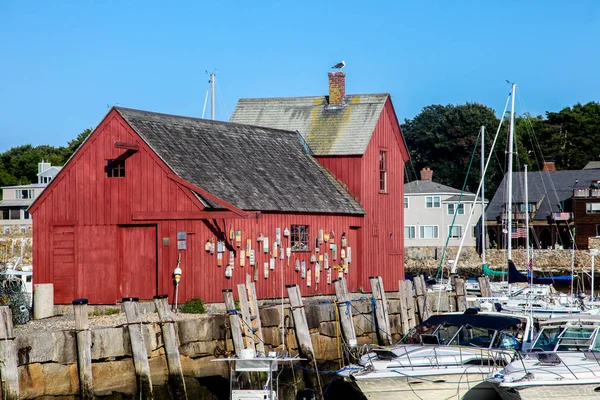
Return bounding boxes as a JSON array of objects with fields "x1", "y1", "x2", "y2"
[
  {"x1": 180, "y1": 340, "x2": 220, "y2": 357},
  {"x1": 93, "y1": 359, "x2": 136, "y2": 396},
  {"x1": 177, "y1": 315, "x2": 225, "y2": 345},
  {"x1": 149, "y1": 354, "x2": 167, "y2": 386},
  {"x1": 259, "y1": 306, "x2": 282, "y2": 327},
  {"x1": 353, "y1": 312, "x2": 375, "y2": 336},
  {"x1": 351, "y1": 299, "x2": 373, "y2": 314},
  {"x1": 42, "y1": 363, "x2": 78, "y2": 396},
  {"x1": 305, "y1": 303, "x2": 335, "y2": 329},
  {"x1": 91, "y1": 327, "x2": 128, "y2": 360},
  {"x1": 52, "y1": 331, "x2": 77, "y2": 364},
  {"x1": 319, "y1": 321, "x2": 338, "y2": 338},
  {"x1": 387, "y1": 299, "x2": 401, "y2": 314},
  {"x1": 181, "y1": 355, "x2": 228, "y2": 378},
  {"x1": 19, "y1": 363, "x2": 44, "y2": 398},
  {"x1": 311, "y1": 333, "x2": 339, "y2": 362},
  {"x1": 389, "y1": 314, "x2": 401, "y2": 334},
  {"x1": 262, "y1": 326, "x2": 283, "y2": 347},
  {"x1": 16, "y1": 332, "x2": 53, "y2": 364}
]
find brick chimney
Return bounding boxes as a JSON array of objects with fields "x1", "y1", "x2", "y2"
[
  {"x1": 328, "y1": 72, "x2": 345, "y2": 105},
  {"x1": 542, "y1": 161, "x2": 556, "y2": 172},
  {"x1": 420, "y1": 168, "x2": 433, "y2": 181}
]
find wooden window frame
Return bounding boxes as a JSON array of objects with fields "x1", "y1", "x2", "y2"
[
  {"x1": 404, "y1": 197, "x2": 409, "y2": 209},
  {"x1": 291, "y1": 224, "x2": 309, "y2": 252},
  {"x1": 379, "y1": 150, "x2": 388, "y2": 193},
  {"x1": 447, "y1": 203, "x2": 465, "y2": 215},
  {"x1": 106, "y1": 159, "x2": 126, "y2": 178}
]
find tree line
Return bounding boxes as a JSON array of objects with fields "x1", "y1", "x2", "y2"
[{"x1": 401, "y1": 101, "x2": 600, "y2": 195}]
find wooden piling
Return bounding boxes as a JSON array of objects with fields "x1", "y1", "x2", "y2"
[
  {"x1": 245, "y1": 282, "x2": 266, "y2": 356},
  {"x1": 223, "y1": 289, "x2": 244, "y2": 355},
  {"x1": 369, "y1": 276, "x2": 392, "y2": 345},
  {"x1": 454, "y1": 278, "x2": 467, "y2": 312},
  {"x1": 397, "y1": 280, "x2": 410, "y2": 335},
  {"x1": 0, "y1": 306, "x2": 18, "y2": 400},
  {"x1": 154, "y1": 295, "x2": 187, "y2": 400},
  {"x1": 333, "y1": 278, "x2": 357, "y2": 346},
  {"x1": 478, "y1": 276, "x2": 492, "y2": 298},
  {"x1": 72, "y1": 298, "x2": 93, "y2": 400},
  {"x1": 236, "y1": 284, "x2": 256, "y2": 352},
  {"x1": 413, "y1": 276, "x2": 431, "y2": 322},
  {"x1": 122, "y1": 298, "x2": 154, "y2": 400},
  {"x1": 404, "y1": 280, "x2": 417, "y2": 329},
  {"x1": 286, "y1": 284, "x2": 321, "y2": 394}
]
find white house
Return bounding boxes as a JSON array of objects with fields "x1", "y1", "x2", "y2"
[
  {"x1": 0, "y1": 161, "x2": 62, "y2": 233},
  {"x1": 404, "y1": 168, "x2": 487, "y2": 248}
]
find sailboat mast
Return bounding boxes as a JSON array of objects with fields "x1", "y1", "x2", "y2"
[
  {"x1": 507, "y1": 83, "x2": 517, "y2": 260},
  {"x1": 525, "y1": 164, "x2": 531, "y2": 282},
  {"x1": 481, "y1": 126, "x2": 486, "y2": 267},
  {"x1": 210, "y1": 72, "x2": 216, "y2": 120}
]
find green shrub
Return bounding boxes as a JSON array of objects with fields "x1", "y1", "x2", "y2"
[
  {"x1": 181, "y1": 298, "x2": 206, "y2": 314},
  {"x1": 106, "y1": 308, "x2": 120, "y2": 315}
]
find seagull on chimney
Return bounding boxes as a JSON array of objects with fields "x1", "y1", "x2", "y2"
[{"x1": 331, "y1": 60, "x2": 345, "y2": 70}]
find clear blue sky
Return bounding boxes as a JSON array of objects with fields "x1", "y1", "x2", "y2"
[{"x1": 1, "y1": 1, "x2": 599, "y2": 152}]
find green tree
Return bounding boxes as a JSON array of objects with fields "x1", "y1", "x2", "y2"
[{"x1": 402, "y1": 103, "x2": 505, "y2": 194}]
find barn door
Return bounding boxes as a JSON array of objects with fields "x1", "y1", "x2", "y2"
[
  {"x1": 52, "y1": 225, "x2": 75, "y2": 303},
  {"x1": 119, "y1": 226, "x2": 157, "y2": 299}
]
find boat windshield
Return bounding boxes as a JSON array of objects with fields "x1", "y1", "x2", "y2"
[
  {"x1": 400, "y1": 323, "x2": 521, "y2": 350},
  {"x1": 532, "y1": 326, "x2": 598, "y2": 351}
]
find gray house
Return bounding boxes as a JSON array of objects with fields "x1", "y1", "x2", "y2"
[{"x1": 404, "y1": 168, "x2": 486, "y2": 248}]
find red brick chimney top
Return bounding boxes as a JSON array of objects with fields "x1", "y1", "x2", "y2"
[
  {"x1": 328, "y1": 72, "x2": 345, "y2": 105},
  {"x1": 420, "y1": 168, "x2": 433, "y2": 181},
  {"x1": 542, "y1": 161, "x2": 556, "y2": 172}
]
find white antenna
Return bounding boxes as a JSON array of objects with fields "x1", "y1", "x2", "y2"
[{"x1": 201, "y1": 69, "x2": 217, "y2": 120}]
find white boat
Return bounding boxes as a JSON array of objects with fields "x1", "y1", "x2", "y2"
[
  {"x1": 488, "y1": 315, "x2": 600, "y2": 399},
  {"x1": 338, "y1": 309, "x2": 533, "y2": 400}
]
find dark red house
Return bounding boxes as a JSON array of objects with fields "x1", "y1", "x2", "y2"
[
  {"x1": 30, "y1": 72, "x2": 409, "y2": 304},
  {"x1": 231, "y1": 72, "x2": 410, "y2": 291}
]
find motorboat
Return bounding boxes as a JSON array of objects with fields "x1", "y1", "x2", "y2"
[
  {"x1": 488, "y1": 315, "x2": 600, "y2": 399},
  {"x1": 338, "y1": 309, "x2": 533, "y2": 400}
]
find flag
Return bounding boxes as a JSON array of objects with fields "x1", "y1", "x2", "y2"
[{"x1": 512, "y1": 227, "x2": 527, "y2": 238}]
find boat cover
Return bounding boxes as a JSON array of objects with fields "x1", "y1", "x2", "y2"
[
  {"x1": 507, "y1": 260, "x2": 572, "y2": 284},
  {"x1": 422, "y1": 313, "x2": 523, "y2": 331}
]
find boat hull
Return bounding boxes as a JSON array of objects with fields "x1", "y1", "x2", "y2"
[{"x1": 352, "y1": 372, "x2": 498, "y2": 400}]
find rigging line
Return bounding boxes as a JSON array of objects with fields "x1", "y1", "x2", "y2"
[
  {"x1": 518, "y1": 93, "x2": 577, "y2": 249},
  {"x1": 450, "y1": 93, "x2": 512, "y2": 270}
]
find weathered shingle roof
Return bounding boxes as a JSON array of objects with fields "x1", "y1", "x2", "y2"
[
  {"x1": 404, "y1": 180, "x2": 464, "y2": 195},
  {"x1": 230, "y1": 94, "x2": 389, "y2": 156},
  {"x1": 584, "y1": 161, "x2": 600, "y2": 170},
  {"x1": 115, "y1": 107, "x2": 364, "y2": 215},
  {"x1": 486, "y1": 170, "x2": 600, "y2": 221},
  {"x1": 0, "y1": 199, "x2": 33, "y2": 207}
]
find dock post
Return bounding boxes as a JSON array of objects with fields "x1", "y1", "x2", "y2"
[
  {"x1": 0, "y1": 307, "x2": 18, "y2": 400},
  {"x1": 154, "y1": 295, "x2": 187, "y2": 400},
  {"x1": 404, "y1": 280, "x2": 417, "y2": 329},
  {"x1": 478, "y1": 276, "x2": 492, "y2": 298},
  {"x1": 397, "y1": 280, "x2": 410, "y2": 335},
  {"x1": 369, "y1": 276, "x2": 392, "y2": 345},
  {"x1": 245, "y1": 282, "x2": 266, "y2": 356},
  {"x1": 122, "y1": 297, "x2": 154, "y2": 400},
  {"x1": 286, "y1": 284, "x2": 321, "y2": 395},
  {"x1": 223, "y1": 289, "x2": 244, "y2": 355},
  {"x1": 455, "y1": 278, "x2": 467, "y2": 312},
  {"x1": 236, "y1": 284, "x2": 256, "y2": 352},
  {"x1": 333, "y1": 278, "x2": 357, "y2": 347},
  {"x1": 413, "y1": 276, "x2": 431, "y2": 322},
  {"x1": 72, "y1": 298, "x2": 93, "y2": 400}
]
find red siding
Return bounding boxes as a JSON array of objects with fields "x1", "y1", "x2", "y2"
[
  {"x1": 316, "y1": 156, "x2": 362, "y2": 203},
  {"x1": 31, "y1": 110, "x2": 364, "y2": 304}
]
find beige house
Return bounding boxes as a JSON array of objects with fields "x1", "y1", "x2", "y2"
[{"x1": 404, "y1": 168, "x2": 487, "y2": 248}]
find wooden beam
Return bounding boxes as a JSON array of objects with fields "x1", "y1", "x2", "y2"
[
  {"x1": 114, "y1": 141, "x2": 139, "y2": 151},
  {"x1": 369, "y1": 276, "x2": 392, "y2": 346},
  {"x1": 122, "y1": 298, "x2": 154, "y2": 399},
  {"x1": 132, "y1": 211, "x2": 258, "y2": 221},
  {"x1": 0, "y1": 307, "x2": 18, "y2": 400},
  {"x1": 167, "y1": 174, "x2": 251, "y2": 218},
  {"x1": 334, "y1": 278, "x2": 357, "y2": 346},
  {"x1": 72, "y1": 299, "x2": 93, "y2": 400},
  {"x1": 223, "y1": 289, "x2": 244, "y2": 356}
]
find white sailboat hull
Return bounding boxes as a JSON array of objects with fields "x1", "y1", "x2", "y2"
[
  {"x1": 491, "y1": 381, "x2": 600, "y2": 400},
  {"x1": 352, "y1": 369, "x2": 498, "y2": 400}
]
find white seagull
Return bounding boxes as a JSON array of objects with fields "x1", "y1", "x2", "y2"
[{"x1": 331, "y1": 60, "x2": 345, "y2": 70}]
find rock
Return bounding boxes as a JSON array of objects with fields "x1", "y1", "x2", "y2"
[
  {"x1": 93, "y1": 359, "x2": 136, "y2": 396},
  {"x1": 259, "y1": 306, "x2": 281, "y2": 327},
  {"x1": 91, "y1": 327, "x2": 127, "y2": 360},
  {"x1": 305, "y1": 303, "x2": 335, "y2": 329},
  {"x1": 261, "y1": 326, "x2": 282, "y2": 347},
  {"x1": 387, "y1": 299, "x2": 401, "y2": 314},
  {"x1": 177, "y1": 315, "x2": 224, "y2": 345},
  {"x1": 180, "y1": 340, "x2": 221, "y2": 357},
  {"x1": 16, "y1": 331, "x2": 53, "y2": 364},
  {"x1": 181, "y1": 355, "x2": 228, "y2": 378},
  {"x1": 311, "y1": 333, "x2": 338, "y2": 361},
  {"x1": 319, "y1": 321, "x2": 338, "y2": 338},
  {"x1": 351, "y1": 299, "x2": 373, "y2": 314},
  {"x1": 19, "y1": 363, "x2": 44, "y2": 398},
  {"x1": 42, "y1": 363, "x2": 78, "y2": 396},
  {"x1": 52, "y1": 331, "x2": 77, "y2": 364}
]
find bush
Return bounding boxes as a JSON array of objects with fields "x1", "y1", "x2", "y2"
[{"x1": 181, "y1": 298, "x2": 206, "y2": 314}]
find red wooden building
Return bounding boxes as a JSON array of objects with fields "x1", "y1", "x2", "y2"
[
  {"x1": 30, "y1": 72, "x2": 409, "y2": 304},
  {"x1": 231, "y1": 72, "x2": 410, "y2": 291}
]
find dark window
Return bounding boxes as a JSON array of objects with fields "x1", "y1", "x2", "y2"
[
  {"x1": 379, "y1": 151, "x2": 387, "y2": 193},
  {"x1": 1, "y1": 209, "x2": 8, "y2": 220},
  {"x1": 291, "y1": 225, "x2": 309, "y2": 252},
  {"x1": 106, "y1": 159, "x2": 126, "y2": 178},
  {"x1": 596, "y1": 225, "x2": 600, "y2": 236},
  {"x1": 23, "y1": 210, "x2": 30, "y2": 220},
  {"x1": 9, "y1": 209, "x2": 20, "y2": 219}
]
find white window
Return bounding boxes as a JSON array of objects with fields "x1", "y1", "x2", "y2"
[
  {"x1": 448, "y1": 225, "x2": 463, "y2": 239},
  {"x1": 587, "y1": 203, "x2": 600, "y2": 213},
  {"x1": 404, "y1": 226, "x2": 416, "y2": 239},
  {"x1": 404, "y1": 197, "x2": 409, "y2": 209},
  {"x1": 447, "y1": 203, "x2": 465, "y2": 215},
  {"x1": 425, "y1": 196, "x2": 441, "y2": 208},
  {"x1": 20, "y1": 225, "x2": 26, "y2": 234},
  {"x1": 420, "y1": 225, "x2": 439, "y2": 239},
  {"x1": 16, "y1": 189, "x2": 34, "y2": 200},
  {"x1": 3, "y1": 226, "x2": 10, "y2": 234}
]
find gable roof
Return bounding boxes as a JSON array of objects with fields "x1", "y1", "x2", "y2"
[
  {"x1": 486, "y1": 170, "x2": 600, "y2": 221},
  {"x1": 404, "y1": 180, "x2": 465, "y2": 196},
  {"x1": 114, "y1": 107, "x2": 364, "y2": 215},
  {"x1": 230, "y1": 94, "x2": 389, "y2": 156}
]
